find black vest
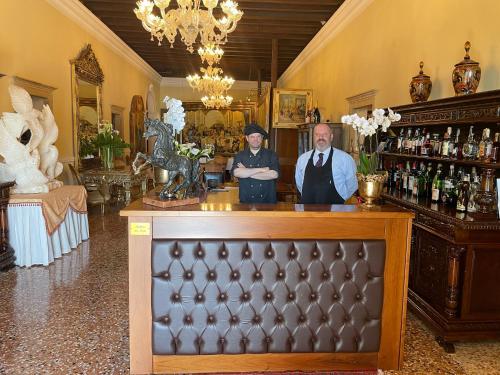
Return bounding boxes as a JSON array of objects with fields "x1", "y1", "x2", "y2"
[{"x1": 300, "y1": 148, "x2": 344, "y2": 204}]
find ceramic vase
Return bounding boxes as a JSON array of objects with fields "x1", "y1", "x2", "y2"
[
  {"x1": 452, "y1": 41, "x2": 481, "y2": 96},
  {"x1": 410, "y1": 61, "x2": 432, "y2": 103}
]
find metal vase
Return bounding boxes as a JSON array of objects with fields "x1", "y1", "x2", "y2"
[{"x1": 357, "y1": 173, "x2": 387, "y2": 207}]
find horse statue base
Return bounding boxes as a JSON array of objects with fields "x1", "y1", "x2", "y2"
[{"x1": 142, "y1": 186, "x2": 206, "y2": 208}]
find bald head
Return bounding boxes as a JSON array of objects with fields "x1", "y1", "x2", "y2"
[{"x1": 313, "y1": 123, "x2": 333, "y2": 152}]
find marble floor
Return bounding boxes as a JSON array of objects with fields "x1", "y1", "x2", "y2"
[{"x1": 0, "y1": 207, "x2": 499, "y2": 374}]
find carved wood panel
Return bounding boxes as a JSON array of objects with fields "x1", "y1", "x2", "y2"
[{"x1": 413, "y1": 230, "x2": 449, "y2": 314}]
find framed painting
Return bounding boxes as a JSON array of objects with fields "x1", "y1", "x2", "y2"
[{"x1": 272, "y1": 88, "x2": 312, "y2": 128}]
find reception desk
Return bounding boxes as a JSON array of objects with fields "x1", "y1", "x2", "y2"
[{"x1": 121, "y1": 192, "x2": 413, "y2": 374}]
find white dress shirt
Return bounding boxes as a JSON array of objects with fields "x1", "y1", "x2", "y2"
[{"x1": 295, "y1": 147, "x2": 358, "y2": 201}]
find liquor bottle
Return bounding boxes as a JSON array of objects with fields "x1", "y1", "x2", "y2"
[
  {"x1": 431, "y1": 133, "x2": 441, "y2": 157},
  {"x1": 450, "y1": 128, "x2": 459, "y2": 158},
  {"x1": 305, "y1": 108, "x2": 312, "y2": 123},
  {"x1": 456, "y1": 174, "x2": 470, "y2": 212},
  {"x1": 441, "y1": 127, "x2": 453, "y2": 158},
  {"x1": 395, "y1": 163, "x2": 403, "y2": 191},
  {"x1": 397, "y1": 129, "x2": 405, "y2": 153},
  {"x1": 411, "y1": 129, "x2": 422, "y2": 155},
  {"x1": 413, "y1": 162, "x2": 426, "y2": 197},
  {"x1": 463, "y1": 125, "x2": 477, "y2": 160},
  {"x1": 442, "y1": 164, "x2": 457, "y2": 205},
  {"x1": 491, "y1": 132, "x2": 500, "y2": 162},
  {"x1": 402, "y1": 161, "x2": 410, "y2": 192},
  {"x1": 483, "y1": 128, "x2": 493, "y2": 161},
  {"x1": 421, "y1": 132, "x2": 432, "y2": 156},
  {"x1": 467, "y1": 173, "x2": 480, "y2": 212},
  {"x1": 408, "y1": 161, "x2": 417, "y2": 194},
  {"x1": 477, "y1": 128, "x2": 487, "y2": 160},
  {"x1": 404, "y1": 129, "x2": 412, "y2": 154},
  {"x1": 431, "y1": 164, "x2": 444, "y2": 202},
  {"x1": 424, "y1": 162, "x2": 434, "y2": 198},
  {"x1": 454, "y1": 128, "x2": 463, "y2": 160}
]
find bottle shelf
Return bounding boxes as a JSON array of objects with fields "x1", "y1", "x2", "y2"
[{"x1": 380, "y1": 152, "x2": 500, "y2": 169}]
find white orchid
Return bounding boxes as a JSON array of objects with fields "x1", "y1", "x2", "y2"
[
  {"x1": 163, "y1": 96, "x2": 186, "y2": 134},
  {"x1": 341, "y1": 108, "x2": 401, "y2": 175}
]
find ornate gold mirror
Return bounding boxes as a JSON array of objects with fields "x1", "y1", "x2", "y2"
[{"x1": 70, "y1": 44, "x2": 104, "y2": 168}]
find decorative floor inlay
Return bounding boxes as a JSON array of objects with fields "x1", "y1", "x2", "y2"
[{"x1": 0, "y1": 206, "x2": 498, "y2": 374}]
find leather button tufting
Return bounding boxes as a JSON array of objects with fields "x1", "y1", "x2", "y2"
[
  {"x1": 288, "y1": 292, "x2": 296, "y2": 301},
  {"x1": 299, "y1": 270, "x2": 308, "y2": 279},
  {"x1": 344, "y1": 315, "x2": 351, "y2": 322},
  {"x1": 265, "y1": 250, "x2": 274, "y2": 258},
  {"x1": 298, "y1": 315, "x2": 306, "y2": 323},
  {"x1": 207, "y1": 270, "x2": 217, "y2": 280},
  {"x1": 321, "y1": 315, "x2": 328, "y2": 323},
  {"x1": 172, "y1": 249, "x2": 181, "y2": 258},
  {"x1": 253, "y1": 271, "x2": 262, "y2": 280},
  {"x1": 171, "y1": 293, "x2": 181, "y2": 302},
  {"x1": 310, "y1": 293, "x2": 317, "y2": 301},
  {"x1": 253, "y1": 315, "x2": 261, "y2": 324},
  {"x1": 265, "y1": 336, "x2": 272, "y2": 343},
  {"x1": 356, "y1": 293, "x2": 362, "y2": 300},
  {"x1": 231, "y1": 271, "x2": 240, "y2": 280},
  {"x1": 219, "y1": 338, "x2": 225, "y2": 344},
  {"x1": 275, "y1": 314, "x2": 284, "y2": 323},
  {"x1": 195, "y1": 293, "x2": 204, "y2": 303},
  {"x1": 219, "y1": 293, "x2": 227, "y2": 302},
  {"x1": 333, "y1": 293, "x2": 339, "y2": 300},
  {"x1": 289, "y1": 249, "x2": 297, "y2": 259},
  {"x1": 196, "y1": 249, "x2": 204, "y2": 258},
  {"x1": 241, "y1": 292, "x2": 250, "y2": 302},
  {"x1": 162, "y1": 315, "x2": 170, "y2": 325},
  {"x1": 345, "y1": 272, "x2": 351, "y2": 279},
  {"x1": 242, "y1": 249, "x2": 251, "y2": 258},
  {"x1": 184, "y1": 315, "x2": 193, "y2": 324},
  {"x1": 184, "y1": 270, "x2": 193, "y2": 280},
  {"x1": 207, "y1": 315, "x2": 216, "y2": 324},
  {"x1": 322, "y1": 271, "x2": 330, "y2": 280},
  {"x1": 230, "y1": 315, "x2": 239, "y2": 325},
  {"x1": 312, "y1": 250, "x2": 319, "y2": 258},
  {"x1": 335, "y1": 251, "x2": 341, "y2": 258},
  {"x1": 264, "y1": 292, "x2": 273, "y2": 301},
  {"x1": 241, "y1": 338, "x2": 248, "y2": 344},
  {"x1": 276, "y1": 270, "x2": 285, "y2": 279},
  {"x1": 219, "y1": 249, "x2": 228, "y2": 259},
  {"x1": 358, "y1": 251, "x2": 363, "y2": 258},
  {"x1": 162, "y1": 271, "x2": 170, "y2": 280}
]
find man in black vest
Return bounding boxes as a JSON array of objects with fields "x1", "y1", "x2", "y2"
[
  {"x1": 295, "y1": 123, "x2": 357, "y2": 204},
  {"x1": 232, "y1": 124, "x2": 279, "y2": 203}
]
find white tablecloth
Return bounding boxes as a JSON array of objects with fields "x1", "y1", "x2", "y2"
[{"x1": 7, "y1": 203, "x2": 89, "y2": 267}]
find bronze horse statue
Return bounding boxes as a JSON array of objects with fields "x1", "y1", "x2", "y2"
[{"x1": 132, "y1": 119, "x2": 200, "y2": 200}]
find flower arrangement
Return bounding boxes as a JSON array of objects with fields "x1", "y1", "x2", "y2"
[
  {"x1": 174, "y1": 141, "x2": 213, "y2": 160},
  {"x1": 163, "y1": 96, "x2": 185, "y2": 134},
  {"x1": 93, "y1": 126, "x2": 130, "y2": 157},
  {"x1": 341, "y1": 108, "x2": 401, "y2": 176}
]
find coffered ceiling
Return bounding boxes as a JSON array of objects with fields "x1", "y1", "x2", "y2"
[{"x1": 80, "y1": 0, "x2": 345, "y2": 81}]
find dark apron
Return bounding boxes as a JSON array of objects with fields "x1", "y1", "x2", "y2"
[{"x1": 300, "y1": 148, "x2": 344, "y2": 204}]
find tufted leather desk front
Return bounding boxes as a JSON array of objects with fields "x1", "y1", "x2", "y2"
[{"x1": 121, "y1": 195, "x2": 413, "y2": 374}]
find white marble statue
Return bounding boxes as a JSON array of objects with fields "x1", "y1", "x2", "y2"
[
  {"x1": 39, "y1": 105, "x2": 63, "y2": 181},
  {"x1": 0, "y1": 112, "x2": 49, "y2": 193},
  {"x1": 146, "y1": 83, "x2": 159, "y2": 120},
  {"x1": 8, "y1": 85, "x2": 44, "y2": 153}
]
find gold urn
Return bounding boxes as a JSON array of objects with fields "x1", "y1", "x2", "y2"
[{"x1": 357, "y1": 172, "x2": 387, "y2": 207}]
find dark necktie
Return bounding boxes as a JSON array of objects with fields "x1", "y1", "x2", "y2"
[{"x1": 315, "y1": 153, "x2": 324, "y2": 167}]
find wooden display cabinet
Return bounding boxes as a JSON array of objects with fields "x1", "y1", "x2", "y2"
[{"x1": 380, "y1": 90, "x2": 500, "y2": 352}]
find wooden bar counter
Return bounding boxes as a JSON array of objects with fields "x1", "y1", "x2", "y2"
[{"x1": 121, "y1": 190, "x2": 413, "y2": 374}]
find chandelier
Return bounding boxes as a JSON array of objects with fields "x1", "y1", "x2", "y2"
[
  {"x1": 198, "y1": 43, "x2": 224, "y2": 66},
  {"x1": 186, "y1": 65, "x2": 235, "y2": 96},
  {"x1": 201, "y1": 94, "x2": 233, "y2": 109},
  {"x1": 134, "y1": 0, "x2": 243, "y2": 53}
]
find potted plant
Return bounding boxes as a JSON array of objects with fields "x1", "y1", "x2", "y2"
[
  {"x1": 92, "y1": 123, "x2": 130, "y2": 170},
  {"x1": 341, "y1": 108, "x2": 401, "y2": 206}
]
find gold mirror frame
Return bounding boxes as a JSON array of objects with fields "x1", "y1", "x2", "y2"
[{"x1": 70, "y1": 44, "x2": 104, "y2": 168}]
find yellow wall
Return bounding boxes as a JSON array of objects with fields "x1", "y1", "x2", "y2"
[
  {"x1": 279, "y1": 0, "x2": 500, "y2": 121},
  {"x1": 0, "y1": 0, "x2": 160, "y2": 160}
]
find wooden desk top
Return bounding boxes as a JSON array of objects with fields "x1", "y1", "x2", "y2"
[{"x1": 121, "y1": 188, "x2": 414, "y2": 219}]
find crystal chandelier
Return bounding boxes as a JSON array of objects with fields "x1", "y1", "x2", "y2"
[
  {"x1": 201, "y1": 94, "x2": 233, "y2": 109},
  {"x1": 134, "y1": 0, "x2": 243, "y2": 53},
  {"x1": 186, "y1": 65, "x2": 235, "y2": 96},
  {"x1": 198, "y1": 43, "x2": 224, "y2": 66}
]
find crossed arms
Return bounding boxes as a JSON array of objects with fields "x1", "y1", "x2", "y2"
[{"x1": 233, "y1": 162, "x2": 278, "y2": 180}]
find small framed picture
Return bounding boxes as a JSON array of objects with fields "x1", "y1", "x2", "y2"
[{"x1": 272, "y1": 88, "x2": 313, "y2": 128}]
